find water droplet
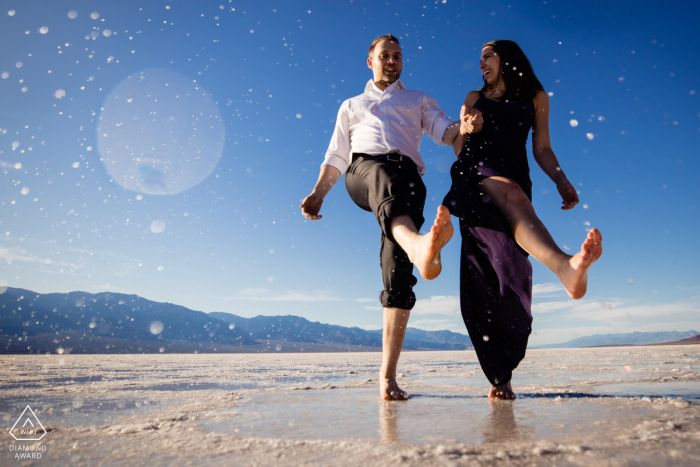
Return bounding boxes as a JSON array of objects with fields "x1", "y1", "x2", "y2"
[
  {"x1": 39, "y1": 26, "x2": 48, "y2": 34},
  {"x1": 618, "y1": 76, "x2": 625, "y2": 82},
  {"x1": 15, "y1": 62, "x2": 23, "y2": 68},
  {"x1": 150, "y1": 220, "x2": 165, "y2": 233},
  {"x1": 296, "y1": 113, "x2": 302, "y2": 119},
  {"x1": 229, "y1": 323, "x2": 235, "y2": 329},
  {"x1": 597, "y1": 116, "x2": 605, "y2": 121},
  {"x1": 98, "y1": 68, "x2": 224, "y2": 195},
  {"x1": 72, "y1": 162, "x2": 80, "y2": 168},
  {"x1": 276, "y1": 344, "x2": 282, "y2": 351},
  {"x1": 267, "y1": 275, "x2": 275, "y2": 282},
  {"x1": 55, "y1": 89, "x2": 66, "y2": 99},
  {"x1": 107, "y1": 56, "x2": 115, "y2": 63},
  {"x1": 136, "y1": 194, "x2": 143, "y2": 200},
  {"x1": 482, "y1": 335, "x2": 490, "y2": 342},
  {"x1": 8, "y1": 10, "x2": 15, "y2": 16},
  {"x1": 103, "y1": 29, "x2": 112, "y2": 37},
  {"x1": 159, "y1": 347, "x2": 165, "y2": 353},
  {"x1": 1, "y1": 72, "x2": 8, "y2": 79},
  {"x1": 157, "y1": 265, "x2": 164, "y2": 271},
  {"x1": 57, "y1": 347, "x2": 64, "y2": 354},
  {"x1": 150, "y1": 321, "x2": 164, "y2": 335},
  {"x1": 75, "y1": 299, "x2": 84, "y2": 307},
  {"x1": 569, "y1": 119, "x2": 578, "y2": 127},
  {"x1": 11, "y1": 141, "x2": 20, "y2": 149},
  {"x1": 20, "y1": 187, "x2": 28, "y2": 195},
  {"x1": 68, "y1": 10, "x2": 78, "y2": 19},
  {"x1": 90, "y1": 12, "x2": 99, "y2": 20},
  {"x1": 14, "y1": 163, "x2": 21, "y2": 169}
]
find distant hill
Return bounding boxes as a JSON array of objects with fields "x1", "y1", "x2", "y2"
[
  {"x1": 0, "y1": 287, "x2": 471, "y2": 354},
  {"x1": 535, "y1": 331, "x2": 699, "y2": 349},
  {"x1": 209, "y1": 312, "x2": 472, "y2": 351}
]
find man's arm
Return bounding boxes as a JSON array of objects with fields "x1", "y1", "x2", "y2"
[
  {"x1": 301, "y1": 103, "x2": 349, "y2": 220},
  {"x1": 300, "y1": 165, "x2": 342, "y2": 220}
]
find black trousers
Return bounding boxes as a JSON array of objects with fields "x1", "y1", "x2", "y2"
[{"x1": 345, "y1": 153, "x2": 426, "y2": 310}]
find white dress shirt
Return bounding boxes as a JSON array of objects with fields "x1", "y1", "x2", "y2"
[{"x1": 322, "y1": 79, "x2": 454, "y2": 177}]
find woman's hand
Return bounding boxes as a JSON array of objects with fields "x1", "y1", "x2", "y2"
[
  {"x1": 556, "y1": 179, "x2": 579, "y2": 210},
  {"x1": 460, "y1": 105, "x2": 483, "y2": 135}
]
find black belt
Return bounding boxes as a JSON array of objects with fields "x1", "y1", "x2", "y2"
[{"x1": 352, "y1": 152, "x2": 415, "y2": 165}]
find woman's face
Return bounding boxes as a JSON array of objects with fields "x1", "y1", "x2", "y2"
[{"x1": 480, "y1": 46, "x2": 501, "y2": 87}]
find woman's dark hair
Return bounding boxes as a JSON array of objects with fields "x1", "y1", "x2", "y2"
[{"x1": 480, "y1": 40, "x2": 544, "y2": 102}]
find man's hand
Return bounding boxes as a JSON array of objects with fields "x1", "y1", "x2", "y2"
[
  {"x1": 556, "y1": 179, "x2": 579, "y2": 210},
  {"x1": 460, "y1": 105, "x2": 483, "y2": 135},
  {"x1": 300, "y1": 192, "x2": 325, "y2": 220}
]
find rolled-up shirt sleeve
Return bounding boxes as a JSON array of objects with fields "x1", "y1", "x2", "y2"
[
  {"x1": 421, "y1": 94, "x2": 455, "y2": 146},
  {"x1": 322, "y1": 101, "x2": 351, "y2": 174}
]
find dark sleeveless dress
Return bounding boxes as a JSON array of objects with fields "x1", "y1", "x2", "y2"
[{"x1": 442, "y1": 91, "x2": 535, "y2": 387}]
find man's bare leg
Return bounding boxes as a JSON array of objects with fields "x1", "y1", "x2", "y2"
[
  {"x1": 391, "y1": 206, "x2": 454, "y2": 281},
  {"x1": 489, "y1": 382, "x2": 515, "y2": 400},
  {"x1": 380, "y1": 307, "x2": 410, "y2": 400},
  {"x1": 480, "y1": 177, "x2": 603, "y2": 299}
]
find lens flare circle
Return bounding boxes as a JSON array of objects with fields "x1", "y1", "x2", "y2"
[{"x1": 98, "y1": 68, "x2": 224, "y2": 195}]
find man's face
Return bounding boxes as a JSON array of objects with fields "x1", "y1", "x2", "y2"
[{"x1": 367, "y1": 40, "x2": 403, "y2": 84}]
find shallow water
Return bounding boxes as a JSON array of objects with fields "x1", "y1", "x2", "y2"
[{"x1": 1, "y1": 346, "x2": 699, "y2": 466}]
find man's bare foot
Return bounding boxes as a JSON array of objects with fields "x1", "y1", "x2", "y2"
[
  {"x1": 380, "y1": 375, "x2": 408, "y2": 401},
  {"x1": 559, "y1": 228, "x2": 603, "y2": 300},
  {"x1": 411, "y1": 206, "x2": 454, "y2": 280},
  {"x1": 488, "y1": 382, "x2": 515, "y2": 400}
]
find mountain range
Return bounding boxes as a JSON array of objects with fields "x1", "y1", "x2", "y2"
[
  {"x1": 1, "y1": 287, "x2": 697, "y2": 354},
  {"x1": 534, "y1": 330, "x2": 699, "y2": 348},
  {"x1": 0, "y1": 287, "x2": 472, "y2": 354}
]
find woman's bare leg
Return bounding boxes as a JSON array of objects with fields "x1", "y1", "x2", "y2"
[{"x1": 480, "y1": 176, "x2": 602, "y2": 299}]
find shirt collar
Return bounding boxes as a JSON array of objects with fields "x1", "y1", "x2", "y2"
[{"x1": 364, "y1": 79, "x2": 405, "y2": 95}]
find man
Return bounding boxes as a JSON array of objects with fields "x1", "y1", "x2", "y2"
[{"x1": 301, "y1": 35, "x2": 483, "y2": 400}]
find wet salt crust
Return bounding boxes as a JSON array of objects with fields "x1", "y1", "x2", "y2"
[{"x1": 1, "y1": 346, "x2": 699, "y2": 466}]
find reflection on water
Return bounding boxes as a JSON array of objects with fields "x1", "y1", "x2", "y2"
[{"x1": 482, "y1": 399, "x2": 529, "y2": 443}]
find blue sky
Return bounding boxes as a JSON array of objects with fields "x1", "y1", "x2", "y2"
[{"x1": 0, "y1": 0, "x2": 698, "y2": 345}]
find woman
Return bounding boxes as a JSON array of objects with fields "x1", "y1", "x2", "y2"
[{"x1": 443, "y1": 40, "x2": 602, "y2": 400}]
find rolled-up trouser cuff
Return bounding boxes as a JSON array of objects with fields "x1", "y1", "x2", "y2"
[{"x1": 379, "y1": 287, "x2": 417, "y2": 310}]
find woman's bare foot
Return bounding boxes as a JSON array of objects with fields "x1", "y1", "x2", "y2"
[
  {"x1": 488, "y1": 382, "x2": 515, "y2": 400},
  {"x1": 559, "y1": 228, "x2": 603, "y2": 300},
  {"x1": 380, "y1": 374, "x2": 408, "y2": 401},
  {"x1": 411, "y1": 206, "x2": 454, "y2": 280}
]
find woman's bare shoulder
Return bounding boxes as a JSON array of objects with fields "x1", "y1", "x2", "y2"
[
  {"x1": 464, "y1": 90, "x2": 481, "y2": 106},
  {"x1": 533, "y1": 89, "x2": 549, "y2": 110}
]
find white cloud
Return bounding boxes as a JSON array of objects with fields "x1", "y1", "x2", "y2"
[
  {"x1": 355, "y1": 298, "x2": 375, "y2": 303},
  {"x1": 532, "y1": 283, "x2": 564, "y2": 295},
  {"x1": 363, "y1": 305, "x2": 382, "y2": 311},
  {"x1": 220, "y1": 289, "x2": 341, "y2": 302},
  {"x1": 410, "y1": 318, "x2": 467, "y2": 333},
  {"x1": 412, "y1": 295, "x2": 461, "y2": 316}
]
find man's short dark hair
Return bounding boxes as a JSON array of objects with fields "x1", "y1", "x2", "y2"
[{"x1": 368, "y1": 34, "x2": 400, "y2": 57}]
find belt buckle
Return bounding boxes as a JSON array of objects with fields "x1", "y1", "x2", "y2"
[{"x1": 386, "y1": 153, "x2": 402, "y2": 162}]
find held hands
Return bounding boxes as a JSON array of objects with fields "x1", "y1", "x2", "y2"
[
  {"x1": 556, "y1": 179, "x2": 579, "y2": 210},
  {"x1": 300, "y1": 192, "x2": 324, "y2": 220},
  {"x1": 460, "y1": 105, "x2": 484, "y2": 135}
]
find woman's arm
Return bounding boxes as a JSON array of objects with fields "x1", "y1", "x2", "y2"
[
  {"x1": 452, "y1": 91, "x2": 481, "y2": 157},
  {"x1": 532, "y1": 90, "x2": 579, "y2": 210}
]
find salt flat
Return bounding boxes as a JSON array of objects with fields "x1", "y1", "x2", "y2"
[{"x1": 1, "y1": 346, "x2": 699, "y2": 466}]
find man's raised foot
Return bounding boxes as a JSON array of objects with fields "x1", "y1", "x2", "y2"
[{"x1": 412, "y1": 206, "x2": 454, "y2": 280}]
